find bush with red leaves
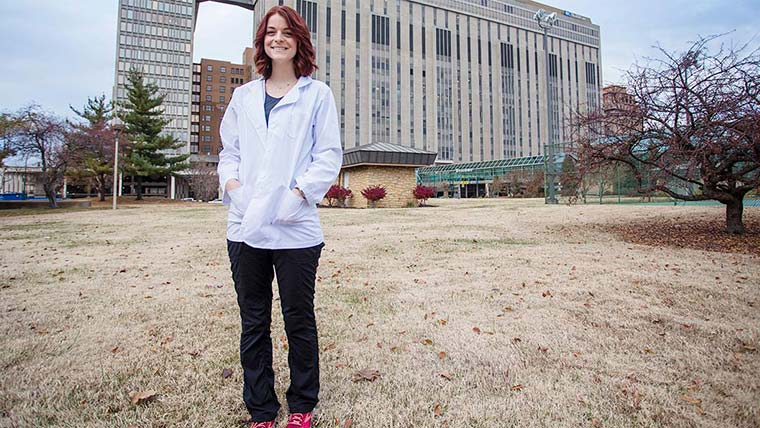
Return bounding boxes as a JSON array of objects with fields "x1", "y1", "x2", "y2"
[
  {"x1": 325, "y1": 184, "x2": 352, "y2": 207},
  {"x1": 412, "y1": 185, "x2": 436, "y2": 206},
  {"x1": 361, "y1": 185, "x2": 387, "y2": 207}
]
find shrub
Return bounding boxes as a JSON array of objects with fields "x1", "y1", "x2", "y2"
[
  {"x1": 361, "y1": 185, "x2": 387, "y2": 207},
  {"x1": 412, "y1": 185, "x2": 435, "y2": 206},
  {"x1": 325, "y1": 184, "x2": 352, "y2": 207}
]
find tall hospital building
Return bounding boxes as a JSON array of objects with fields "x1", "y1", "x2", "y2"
[{"x1": 114, "y1": 0, "x2": 601, "y2": 165}]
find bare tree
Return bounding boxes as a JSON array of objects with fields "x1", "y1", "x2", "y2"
[
  {"x1": 572, "y1": 36, "x2": 760, "y2": 234},
  {"x1": 5, "y1": 105, "x2": 72, "y2": 207},
  {"x1": 186, "y1": 162, "x2": 220, "y2": 201}
]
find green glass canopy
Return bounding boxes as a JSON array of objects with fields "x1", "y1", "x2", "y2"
[{"x1": 416, "y1": 154, "x2": 562, "y2": 184}]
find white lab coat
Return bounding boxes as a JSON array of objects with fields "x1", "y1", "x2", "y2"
[{"x1": 217, "y1": 76, "x2": 343, "y2": 249}]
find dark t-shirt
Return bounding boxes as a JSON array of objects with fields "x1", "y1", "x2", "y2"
[{"x1": 264, "y1": 93, "x2": 282, "y2": 126}]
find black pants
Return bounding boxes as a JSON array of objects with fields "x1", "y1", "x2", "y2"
[{"x1": 227, "y1": 240, "x2": 323, "y2": 421}]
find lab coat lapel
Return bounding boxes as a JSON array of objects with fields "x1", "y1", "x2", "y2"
[
  {"x1": 276, "y1": 76, "x2": 311, "y2": 108},
  {"x1": 269, "y1": 76, "x2": 312, "y2": 134},
  {"x1": 241, "y1": 78, "x2": 268, "y2": 143}
]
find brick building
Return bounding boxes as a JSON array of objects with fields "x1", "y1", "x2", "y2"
[
  {"x1": 191, "y1": 55, "x2": 254, "y2": 157},
  {"x1": 336, "y1": 143, "x2": 436, "y2": 208}
]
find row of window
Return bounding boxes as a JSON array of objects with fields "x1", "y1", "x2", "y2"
[
  {"x1": 204, "y1": 65, "x2": 245, "y2": 74},
  {"x1": 123, "y1": 0, "x2": 193, "y2": 17},
  {"x1": 117, "y1": 60, "x2": 190, "y2": 79},
  {"x1": 118, "y1": 47, "x2": 191, "y2": 65},
  {"x1": 193, "y1": 95, "x2": 226, "y2": 103},
  {"x1": 204, "y1": 85, "x2": 227, "y2": 93}
]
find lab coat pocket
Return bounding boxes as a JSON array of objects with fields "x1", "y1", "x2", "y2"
[
  {"x1": 227, "y1": 186, "x2": 247, "y2": 221},
  {"x1": 274, "y1": 188, "x2": 306, "y2": 224}
]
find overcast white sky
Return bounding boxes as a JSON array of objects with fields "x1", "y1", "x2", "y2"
[{"x1": 0, "y1": 0, "x2": 757, "y2": 120}]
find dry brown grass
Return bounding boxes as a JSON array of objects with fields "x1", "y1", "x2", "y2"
[{"x1": 0, "y1": 199, "x2": 758, "y2": 427}]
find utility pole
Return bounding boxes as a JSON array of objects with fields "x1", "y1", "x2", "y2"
[{"x1": 534, "y1": 9, "x2": 558, "y2": 204}]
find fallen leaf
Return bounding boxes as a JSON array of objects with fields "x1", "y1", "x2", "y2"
[
  {"x1": 687, "y1": 378, "x2": 702, "y2": 392},
  {"x1": 111, "y1": 346, "x2": 121, "y2": 354},
  {"x1": 682, "y1": 394, "x2": 702, "y2": 406},
  {"x1": 439, "y1": 371, "x2": 453, "y2": 380},
  {"x1": 510, "y1": 384, "x2": 524, "y2": 391},
  {"x1": 433, "y1": 402, "x2": 444, "y2": 416},
  {"x1": 472, "y1": 327, "x2": 481, "y2": 335},
  {"x1": 438, "y1": 351, "x2": 446, "y2": 360},
  {"x1": 129, "y1": 390, "x2": 157, "y2": 405},
  {"x1": 503, "y1": 306, "x2": 514, "y2": 312},
  {"x1": 421, "y1": 339, "x2": 433, "y2": 346},
  {"x1": 437, "y1": 319, "x2": 448, "y2": 326},
  {"x1": 351, "y1": 368, "x2": 380, "y2": 382},
  {"x1": 222, "y1": 368, "x2": 233, "y2": 378},
  {"x1": 343, "y1": 418, "x2": 353, "y2": 428}
]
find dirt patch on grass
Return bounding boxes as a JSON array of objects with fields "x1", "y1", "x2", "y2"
[{"x1": 605, "y1": 211, "x2": 760, "y2": 256}]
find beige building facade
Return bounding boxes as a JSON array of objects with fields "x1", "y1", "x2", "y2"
[
  {"x1": 339, "y1": 166, "x2": 417, "y2": 208},
  {"x1": 252, "y1": 0, "x2": 601, "y2": 162}
]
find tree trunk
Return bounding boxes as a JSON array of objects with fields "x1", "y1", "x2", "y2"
[
  {"x1": 98, "y1": 173, "x2": 106, "y2": 201},
  {"x1": 136, "y1": 176, "x2": 143, "y2": 201},
  {"x1": 44, "y1": 183, "x2": 57, "y2": 208},
  {"x1": 725, "y1": 197, "x2": 744, "y2": 234}
]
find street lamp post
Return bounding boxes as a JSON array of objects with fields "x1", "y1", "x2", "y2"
[
  {"x1": 110, "y1": 117, "x2": 125, "y2": 210},
  {"x1": 534, "y1": 9, "x2": 558, "y2": 204}
]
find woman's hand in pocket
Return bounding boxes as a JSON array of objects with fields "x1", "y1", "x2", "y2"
[
  {"x1": 291, "y1": 187, "x2": 305, "y2": 200},
  {"x1": 274, "y1": 187, "x2": 306, "y2": 223},
  {"x1": 228, "y1": 185, "x2": 246, "y2": 218}
]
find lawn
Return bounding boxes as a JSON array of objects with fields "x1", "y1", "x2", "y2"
[{"x1": 0, "y1": 198, "x2": 758, "y2": 427}]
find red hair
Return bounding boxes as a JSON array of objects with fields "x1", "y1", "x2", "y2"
[{"x1": 254, "y1": 6, "x2": 318, "y2": 79}]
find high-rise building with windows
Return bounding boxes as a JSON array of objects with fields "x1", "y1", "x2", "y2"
[
  {"x1": 113, "y1": 0, "x2": 198, "y2": 155},
  {"x1": 115, "y1": 0, "x2": 601, "y2": 165},
  {"x1": 256, "y1": 0, "x2": 602, "y2": 163}
]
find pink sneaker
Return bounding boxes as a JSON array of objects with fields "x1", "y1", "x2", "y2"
[
  {"x1": 286, "y1": 411, "x2": 312, "y2": 428},
  {"x1": 250, "y1": 421, "x2": 275, "y2": 428}
]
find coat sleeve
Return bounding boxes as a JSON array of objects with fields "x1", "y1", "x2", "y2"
[
  {"x1": 295, "y1": 87, "x2": 343, "y2": 206},
  {"x1": 217, "y1": 92, "x2": 241, "y2": 205}
]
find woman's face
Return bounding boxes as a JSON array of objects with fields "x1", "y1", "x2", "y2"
[{"x1": 264, "y1": 13, "x2": 297, "y2": 64}]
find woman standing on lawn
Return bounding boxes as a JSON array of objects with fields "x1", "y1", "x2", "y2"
[{"x1": 217, "y1": 6, "x2": 342, "y2": 428}]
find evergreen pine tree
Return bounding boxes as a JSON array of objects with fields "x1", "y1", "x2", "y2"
[
  {"x1": 69, "y1": 95, "x2": 114, "y2": 201},
  {"x1": 121, "y1": 69, "x2": 189, "y2": 200}
]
